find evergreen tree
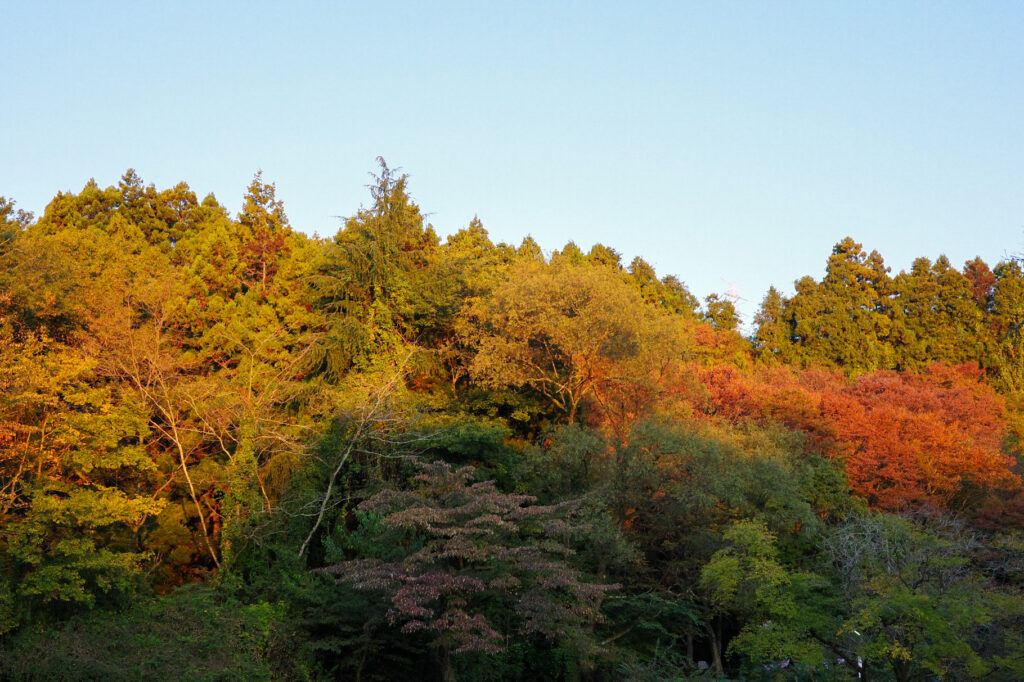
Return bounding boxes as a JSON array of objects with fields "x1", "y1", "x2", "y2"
[{"x1": 785, "y1": 237, "x2": 896, "y2": 372}]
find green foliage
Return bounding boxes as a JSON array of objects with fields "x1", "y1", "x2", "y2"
[
  {"x1": 892, "y1": 255, "x2": 991, "y2": 370},
  {"x1": 700, "y1": 520, "x2": 827, "y2": 669},
  {"x1": 777, "y1": 237, "x2": 897, "y2": 372},
  {"x1": 753, "y1": 286, "x2": 791, "y2": 362},
  {"x1": 7, "y1": 486, "x2": 160, "y2": 606},
  {"x1": 308, "y1": 158, "x2": 450, "y2": 376},
  {"x1": 423, "y1": 419, "x2": 517, "y2": 486},
  {"x1": 702, "y1": 293, "x2": 739, "y2": 333},
  {"x1": 0, "y1": 585, "x2": 290, "y2": 681},
  {"x1": 626, "y1": 256, "x2": 701, "y2": 318},
  {"x1": 0, "y1": 334, "x2": 165, "y2": 624},
  {"x1": 518, "y1": 424, "x2": 606, "y2": 501},
  {"x1": 991, "y1": 260, "x2": 1024, "y2": 394},
  {"x1": 826, "y1": 513, "x2": 1015, "y2": 681},
  {"x1": 754, "y1": 237, "x2": 1024, "y2": 391},
  {"x1": 4, "y1": 165, "x2": 1024, "y2": 680},
  {"x1": 601, "y1": 591, "x2": 701, "y2": 674}
]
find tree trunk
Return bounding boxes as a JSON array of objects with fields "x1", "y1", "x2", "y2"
[
  {"x1": 355, "y1": 645, "x2": 366, "y2": 682},
  {"x1": 892, "y1": 657, "x2": 909, "y2": 682},
  {"x1": 440, "y1": 645, "x2": 457, "y2": 682},
  {"x1": 708, "y1": 618, "x2": 725, "y2": 676}
]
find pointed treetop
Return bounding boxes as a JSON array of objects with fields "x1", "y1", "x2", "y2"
[{"x1": 239, "y1": 170, "x2": 290, "y2": 232}]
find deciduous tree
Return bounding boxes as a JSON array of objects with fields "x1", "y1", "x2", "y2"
[
  {"x1": 824, "y1": 363, "x2": 1017, "y2": 510},
  {"x1": 320, "y1": 460, "x2": 614, "y2": 682}
]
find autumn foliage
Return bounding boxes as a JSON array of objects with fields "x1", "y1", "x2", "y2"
[
  {"x1": 3, "y1": 168, "x2": 1024, "y2": 680},
  {"x1": 694, "y1": 361, "x2": 1019, "y2": 513},
  {"x1": 824, "y1": 363, "x2": 1017, "y2": 510}
]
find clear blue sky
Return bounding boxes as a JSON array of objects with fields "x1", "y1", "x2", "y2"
[{"x1": 4, "y1": 1, "x2": 1024, "y2": 327}]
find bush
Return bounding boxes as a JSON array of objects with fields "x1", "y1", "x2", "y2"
[{"x1": 0, "y1": 584, "x2": 295, "y2": 681}]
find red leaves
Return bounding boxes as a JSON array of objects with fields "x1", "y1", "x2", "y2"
[
  {"x1": 825, "y1": 363, "x2": 1017, "y2": 511},
  {"x1": 697, "y1": 361, "x2": 1017, "y2": 512},
  {"x1": 699, "y1": 365, "x2": 840, "y2": 454}
]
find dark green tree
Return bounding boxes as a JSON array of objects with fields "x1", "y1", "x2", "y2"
[
  {"x1": 783, "y1": 237, "x2": 896, "y2": 372},
  {"x1": 309, "y1": 158, "x2": 448, "y2": 375},
  {"x1": 891, "y1": 255, "x2": 990, "y2": 370}
]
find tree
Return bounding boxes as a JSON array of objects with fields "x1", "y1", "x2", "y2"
[
  {"x1": 458, "y1": 258, "x2": 678, "y2": 424},
  {"x1": 625, "y1": 257, "x2": 700, "y2": 317},
  {"x1": 585, "y1": 243, "x2": 622, "y2": 268},
  {"x1": 991, "y1": 259, "x2": 1024, "y2": 394},
  {"x1": 964, "y1": 256, "x2": 997, "y2": 310},
  {"x1": 700, "y1": 520, "x2": 827, "y2": 673},
  {"x1": 891, "y1": 256, "x2": 990, "y2": 370},
  {"x1": 579, "y1": 419, "x2": 834, "y2": 676},
  {"x1": 702, "y1": 293, "x2": 739, "y2": 333},
  {"x1": 295, "y1": 359, "x2": 424, "y2": 560},
  {"x1": 0, "y1": 197, "x2": 34, "y2": 336},
  {"x1": 35, "y1": 171, "x2": 200, "y2": 249},
  {"x1": 0, "y1": 197, "x2": 32, "y2": 253},
  {"x1": 309, "y1": 158, "x2": 446, "y2": 375},
  {"x1": 785, "y1": 237, "x2": 897, "y2": 372},
  {"x1": 0, "y1": 333, "x2": 164, "y2": 626},
  {"x1": 824, "y1": 363, "x2": 1018, "y2": 511},
  {"x1": 432, "y1": 218, "x2": 514, "y2": 396},
  {"x1": 826, "y1": 513, "x2": 1012, "y2": 681},
  {"x1": 752, "y1": 286, "x2": 792, "y2": 362},
  {"x1": 237, "y1": 171, "x2": 292, "y2": 297},
  {"x1": 319, "y1": 460, "x2": 615, "y2": 682}
]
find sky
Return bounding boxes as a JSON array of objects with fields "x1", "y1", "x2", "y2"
[{"x1": 4, "y1": 1, "x2": 1024, "y2": 328}]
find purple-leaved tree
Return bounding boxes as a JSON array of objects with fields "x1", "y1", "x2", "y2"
[{"x1": 317, "y1": 460, "x2": 616, "y2": 682}]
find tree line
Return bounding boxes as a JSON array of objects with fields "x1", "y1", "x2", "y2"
[{"x1": 0, "y1": 161, "x2": 1022, "y2": 680}]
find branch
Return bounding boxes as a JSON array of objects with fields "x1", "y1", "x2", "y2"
[{"x1": 298, "y1": 352, "x2": 414, "y2": 559}]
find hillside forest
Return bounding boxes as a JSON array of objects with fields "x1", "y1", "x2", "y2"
[{"x1": 1, "y1": 162, "x2": 1023, "y2": 681}]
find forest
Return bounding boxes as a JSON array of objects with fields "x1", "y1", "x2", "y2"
[{"x1": 1, "y1": 161, "x2": 1023, "y2": 681}]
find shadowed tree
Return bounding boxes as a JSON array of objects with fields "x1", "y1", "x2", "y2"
[
  {"x1": 825, "y1": 513, "x2": 1017, "y2": 682},
  {"x1": 319, "y1": 460, "x2": 615, "y2": 682}
]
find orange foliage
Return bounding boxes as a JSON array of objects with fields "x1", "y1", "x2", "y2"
[
  {"x1": 696, "y1": 360, "x2": 1017, "y2": 512},
  {"x1": 823, "y1": 363, "x2": 1018, "y2": 510},
  {"x1": 692, "y1": 321, "x2": 750, "y2": 365},
  {"x1": 698, "y1": 365, "x2": 759, "y2": 421},
  {"x1": 581, "y1": 319, "x2": 755, "y2": 438},
  {"x1": 698, "y1": 364, "x2": 842, "y2": 455}
]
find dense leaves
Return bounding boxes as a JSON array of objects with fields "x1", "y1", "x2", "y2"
[
  {"x1": 2, "y1": 169, "x2": 1023, "y2": 680},
  {"x1": 320, "y1": 461, "x2": 614, "y2": 680}
]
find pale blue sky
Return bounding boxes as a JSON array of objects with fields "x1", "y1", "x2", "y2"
[{"x1": 4, "y1": 1, "x2": 1024, "y2": 326}]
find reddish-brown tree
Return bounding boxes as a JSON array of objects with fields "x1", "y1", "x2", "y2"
[
  {"x1": 319, "y1": 461, "x2": 615, "y2": 682},
  {"x1": 823, "y1": 363, "x2": 1017, "y2": 510}
]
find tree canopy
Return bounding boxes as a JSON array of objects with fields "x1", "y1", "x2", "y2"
[{"x1": 2, "y1": 168, "x2": 1023, "y2": 681}]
